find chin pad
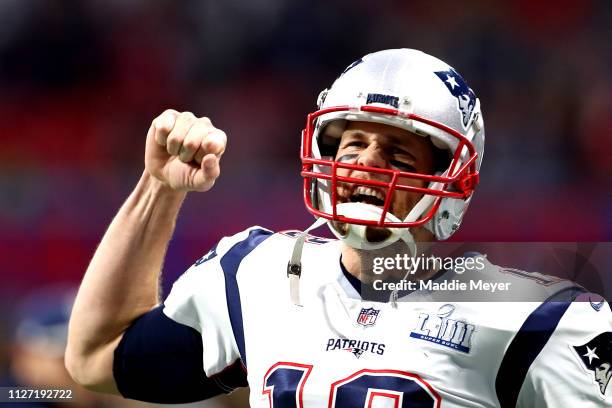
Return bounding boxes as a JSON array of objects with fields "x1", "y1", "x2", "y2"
[{"x1": 327, "y1": 202, "x2": 413, "y2": 250}]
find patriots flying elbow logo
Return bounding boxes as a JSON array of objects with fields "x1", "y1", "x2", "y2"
[
  {"x1": 434, "y1": 68, "x2": 476, "y2": 129},
  {"x1": 573, "y1": 332, "x2": 612, "y2": 396}
]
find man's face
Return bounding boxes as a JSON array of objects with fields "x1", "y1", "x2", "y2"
[
  {"x1": 595, "y1": 362, "x2": 612, "y2": 394},
  {"x1": 334, "y1": 121, "x2": 436, "y2": 221}
]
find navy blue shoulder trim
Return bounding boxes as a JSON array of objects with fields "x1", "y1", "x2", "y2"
[
  {"x1": 220, "y1": 228, "x2": 273, "y2": 368},
  {"x1": 495, "y1": 301, "x2": 572, "y2": 407}
]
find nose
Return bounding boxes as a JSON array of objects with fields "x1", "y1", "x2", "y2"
[{"x1": 356, "y1": 143, "x2": 387, "y2": 168}]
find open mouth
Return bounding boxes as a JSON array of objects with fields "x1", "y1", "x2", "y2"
[
  {"x1": 332, "y1": 185, "x2": 396, "y2": 242},
  {"x1": 348, "y1": 186, "x2": 386, "y2": 207}
]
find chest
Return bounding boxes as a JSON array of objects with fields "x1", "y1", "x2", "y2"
[{"x1": 241, "y1": 291, "x2": 512, "y2": 408}]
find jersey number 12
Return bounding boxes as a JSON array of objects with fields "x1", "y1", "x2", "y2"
[{"x1": 263, "y1": 362, "x2": 441, "y2": 407}]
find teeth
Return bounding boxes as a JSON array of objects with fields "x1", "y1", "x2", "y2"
[{"x1": 352, "y1": 186, "x2": 385, "y2": 202}]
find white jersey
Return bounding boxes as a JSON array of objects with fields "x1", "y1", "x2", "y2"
[{"x1": 164, "y1": 227, "x2": 612, "y2": 407}]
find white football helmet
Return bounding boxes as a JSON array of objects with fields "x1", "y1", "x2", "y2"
[{"x1": 300, "y1": 49, "x2": 485, "y2": 249}]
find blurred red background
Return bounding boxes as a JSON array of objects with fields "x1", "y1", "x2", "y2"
[
  {"x1": 0, "y1": 2, "x2": 610, "y2": 405},
  {"x1": 0, "y1": 0, "x2": 610, "y2": 297}
]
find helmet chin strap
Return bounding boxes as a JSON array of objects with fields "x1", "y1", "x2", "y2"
[{"x1": 287, "y1": 217, "x2": 327, "y2": 306}]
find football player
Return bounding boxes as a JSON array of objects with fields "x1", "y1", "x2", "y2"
[{"x1": 66, "y1": 49, "x2": 612, "y2": 407}]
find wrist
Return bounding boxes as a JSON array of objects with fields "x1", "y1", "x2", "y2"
[
  {"x1": 126, "y1": 171, "x2": 187, "y2": 219},
  {"x1": 139, "y1": 171, "x2": 187, "y2": 201}
]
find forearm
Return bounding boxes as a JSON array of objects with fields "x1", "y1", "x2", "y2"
[{"x1": 66, "y1": 171, "x2": 186, "y2": 388}]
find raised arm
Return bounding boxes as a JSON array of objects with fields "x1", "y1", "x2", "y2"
[{"x1": 65, "y1": 110, "x2": 227, "y2": 392}]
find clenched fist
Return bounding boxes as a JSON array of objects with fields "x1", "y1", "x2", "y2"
[{"x1": 145, "y1": 110, "x2": 226, "y2": 192}]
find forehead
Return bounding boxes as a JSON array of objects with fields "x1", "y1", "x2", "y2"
[{"x1": 341, "y1": 121, "x2": 427, "y2": 149}]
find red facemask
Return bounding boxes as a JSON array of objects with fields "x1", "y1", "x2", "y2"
[{"x1": 301, "y1": 105, "x2": 480, "y2": 228}]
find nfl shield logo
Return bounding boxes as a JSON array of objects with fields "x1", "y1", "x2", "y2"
[{"x1": 357, "y1": 307, "x2": 380, "y2": 327}]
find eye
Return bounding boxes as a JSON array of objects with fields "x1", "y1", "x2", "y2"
[
  {"x1": 389, "y1": 160, "x2": 416, "y2": 172},
  {"x1": 344, "y1": 140, "x2": 367, "y2": 148},
  {"x1": 389, "y1": 147, "x2": 416, "y2": 172}
]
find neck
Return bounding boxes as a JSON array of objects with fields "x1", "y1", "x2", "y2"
[{"x1": 341, "y1": 227, "x2": 437, "y2": 283}]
